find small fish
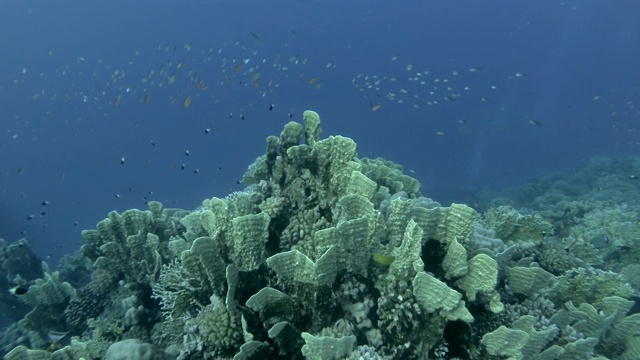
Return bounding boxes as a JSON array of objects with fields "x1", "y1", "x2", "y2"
[
  {"x1": 234, "y1": 64, "x2": 243, "y2": 73},
  {"x1": 144, "y1": 94, "x2": 149, "y2": 104},
  {"x1": 629, "y1": 174, "x2": 638, "y2": 180},
  {"x1": 113, "y1": 95, "x2": 121, "y2": 106},
  {"x1": 9, "y1": 286, "x2": 28, "y2": 296},
  {"x1": 224, "y1": 74, "x2": 232, "y2": 84},
  {"x1": 308, "y1": 76, "x2": 319, "y2": 85},
  {"x1": 391, "y1": 54, "x2": 400, "y2": 61},
  {"x1": 469, "y1": 66, "x2": 482, "y2": 72},
  {"x1": 436, "y1": 131, "x2": 445, "y2": 136},
  {"x1": 515, "y1": 72, "x2": 526, "y2": 78},
  {"x1": 373, "y1": 253, "x2": 395, "y2": 266},
  {"x1": 370, "y1": 104, "x2": 382, "y2": 111},
  {"x1": 269, "y1": 104, "x2": 274, "y2": 111},
  {"x1": 529, "y1": 119, "x2": 542, "y2": 126},
  {"x1": 120, "y1": 157, "x2": 126, "y2": 165},
  {"x1": 183, "y1": 95, "x2": 191, "y2": 109},
  {"x1": 590, "y1": 234, "x2": 611, "y2": 249},
  {"x1": 41, "y1": 201, "x2": 49, "y2": 206},
  {"x1": 250, "y1": 32, "x2": 261, "y2": 41},
  {"x1": 47, "y1": 330, "x2": 69, "y2": 343}
]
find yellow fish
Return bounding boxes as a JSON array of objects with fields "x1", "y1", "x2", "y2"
[
  {"x1": 373, "y1": 253, "x2": 395, "y2": 266},
  {"x1": 183, "y1": 95, "x2": 191, "y2": 109}
]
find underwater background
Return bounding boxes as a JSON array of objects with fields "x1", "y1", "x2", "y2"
[{"x1": 1, "y1": 0, "x2": 639, "y2": 359}]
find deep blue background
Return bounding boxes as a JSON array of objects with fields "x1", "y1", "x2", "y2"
[{"x1": 1, "y1": 0, "x2": 639, "y2": 265}]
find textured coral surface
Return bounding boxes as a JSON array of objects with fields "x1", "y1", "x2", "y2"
[{"x1": 3, "y1": 111, "x2": 640, "y2": 360}]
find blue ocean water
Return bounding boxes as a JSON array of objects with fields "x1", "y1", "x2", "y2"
[
  {"x1": 2, "y1": 0, "x2": 636, "y2": 266},
  {"x1": 0, "y1": 1, "x2": 639, "y2": 356}
]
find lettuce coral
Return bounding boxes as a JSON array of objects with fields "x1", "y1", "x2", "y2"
[{"x1": 5, "y1": 110, "x2": 638, "y2": 360}]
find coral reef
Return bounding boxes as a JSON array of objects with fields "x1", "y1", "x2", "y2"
[
  {"x1": 0, "y1": 238, "x2": 41, "y2": 323},
  {"x1": 2, "y1": 111, "x2": 639, "y2": 360}
]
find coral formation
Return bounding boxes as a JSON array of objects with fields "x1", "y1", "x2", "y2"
[{"x1": 2, "y1": 111, "x2": 639, "y2": 360}]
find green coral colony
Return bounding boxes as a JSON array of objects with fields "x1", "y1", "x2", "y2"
[{"x1": 2, "y1": 110, "x2": 640, "y2": 360}]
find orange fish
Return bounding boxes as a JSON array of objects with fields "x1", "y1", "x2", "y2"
[
  {"x1": 183, "y1": 95, "x2": 191, "y2": 109},
  {"x1": 144, "y1": 94, "x2": 149, "y2": 105},
  {"x1": 253, "y1": 77, "x2": 261, "y2": 87},
  {"x1": 234, "y1": 64, "x2": 243, "y2": 73},
  {"x1": 114, "y1": 95, "x2": 121, "y2": 106},
  {"x1": 308, "y1": 76, "x2": 319, "y2": 85}
]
